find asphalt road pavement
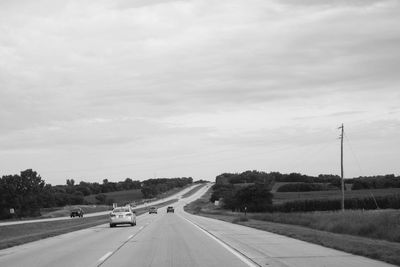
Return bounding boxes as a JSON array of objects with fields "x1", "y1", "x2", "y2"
[{"x1": 0, "y1": 184, "x2": 395, "y2": 267}]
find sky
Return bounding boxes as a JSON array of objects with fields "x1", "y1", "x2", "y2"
[{"x1": 1, "y1": 0, "x2": 399, "y2": 185}]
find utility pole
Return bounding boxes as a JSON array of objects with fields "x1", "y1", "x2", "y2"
[{"x1": 339, "y1": 123, "x2": 345, "y2": 211}]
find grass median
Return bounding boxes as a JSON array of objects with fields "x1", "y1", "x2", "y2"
[
  {"x1": 184, "y1": 187, "x2": 400, "y2": 266},
  {"x1": 0, "y1": 215, "x2": 109, "y2": 250},
  {"x1": 181, "y1": 184, "x2": 206, "y2": 198}
]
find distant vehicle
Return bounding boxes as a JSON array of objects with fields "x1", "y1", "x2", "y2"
[
  {"x1": 70, "y1": 208, "x2": 84, "y2": 218},
  {"x1": 109, "y1": 206, "x2": 136, "y2": 227},
  {"x1": 149, "y1": 206, "x2": 157, "y2": 214},
  {"x1": 167, "y1": 206, "x2": 174, "y2": 213}
]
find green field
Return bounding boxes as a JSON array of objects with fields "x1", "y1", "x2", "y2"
[
  {"x1": 84, "y1": 184, "x2": 193, "y2": 205},
  {"x1": 84, "y1": 189, "x2": 143, "y2": 204},
  {"x1": 181, "y1": 184, "x2": 206, "y2": 198},
  {"x1": 273, "y1": 188, "x2": 400, "y2": 204}
]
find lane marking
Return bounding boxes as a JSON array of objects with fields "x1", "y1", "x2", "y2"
[
  {"x1": 179, "y1": 214, "x2": 260, "y2": 267},
  {"x1": 98, "y1": 252, "x2": 112, "y2": 263},
  {"x1": 97, "y1": 222, "x2": 151, "y2": 266}
]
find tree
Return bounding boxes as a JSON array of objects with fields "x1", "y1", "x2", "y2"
[
  {"x1": 66, "y1": 179, "x2": 75, "y2": 186},
  {"x1": 233, "y1": 184, "x2": 273, "y2": 212},
  {"x1": 0, "y1": 169, "x2": 47, "y2": 218}
]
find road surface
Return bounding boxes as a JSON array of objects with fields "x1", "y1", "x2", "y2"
[{"x1": 0, "y1": 184, "x2": 394, "y2": 267}]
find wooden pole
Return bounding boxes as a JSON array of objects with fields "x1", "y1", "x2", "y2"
[{"x1": 340, "y1": 123, "x2": 344, "y2": 211}]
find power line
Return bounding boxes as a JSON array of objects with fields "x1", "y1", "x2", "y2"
[{"x1": 344, "y1": 132, "x2": 365, "y2": 177}]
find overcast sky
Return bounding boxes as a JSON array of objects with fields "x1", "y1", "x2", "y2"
[{"x1": 1, "y1": 0, "x2": 399, "y2": 185}]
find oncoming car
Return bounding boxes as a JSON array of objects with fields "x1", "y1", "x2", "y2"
[
  {"x1": 149, "y1": 206, "x2": 157, "y2": 214},
  {"x1": 110, "y1": 206, "x2": 136, "y2": 227},
  {"x1": 167, "y1": 206, "x2": 174, "y2": 213},
  {"x1": 70, "y1": 208, "x2": 84, "y2": 218}
]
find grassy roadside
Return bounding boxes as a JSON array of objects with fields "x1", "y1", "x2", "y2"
[
  {"x1": 184, "y1": 188, "x2": 400, "y2": 266},
  {"x1": 0, "y1": 198, "x2": 179, "y2": 250},
  {"x1": 0, "y1": 215, "x2": 109, "y2": 250}
]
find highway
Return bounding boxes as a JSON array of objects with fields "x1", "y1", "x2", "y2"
[
  {"x1": 0, "y1": 184, "x2": 394, "y2": 267},
  {"x1": 0, "y1": 184, "x2": 199, "y2": 227}
]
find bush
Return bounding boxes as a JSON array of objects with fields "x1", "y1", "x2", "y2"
[{"x1": 233, "y1": 184, "x2": 273, "y2": 212}]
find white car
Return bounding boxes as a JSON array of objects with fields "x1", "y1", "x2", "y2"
[{"x1": 109, "y1": 206, "x2": 136, "y2": 227}]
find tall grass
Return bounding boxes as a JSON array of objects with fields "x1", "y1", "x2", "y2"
[{"x1": 251, "y1": 210, "x2": 400, "y2": 242}]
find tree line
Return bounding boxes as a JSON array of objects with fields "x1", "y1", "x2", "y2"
[
  {"x1": 141, "y1": 177, "x2": 193, "y2": 198},
  {"x1": 215, "y1": 171, "x2": 341, "y2": 186},
  {"x1": 349, "y1": 175, "x2": 400, "y2": 190},
  {"x1": 211, "y1": 171, "x2": 276, "y2": 212}
]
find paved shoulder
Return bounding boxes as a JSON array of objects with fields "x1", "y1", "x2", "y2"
[{"x1": 182, "y1": 212, "x2": 395, "y2": 267}]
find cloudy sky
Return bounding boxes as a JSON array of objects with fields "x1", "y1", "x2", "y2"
[{"x1": 1, "y1": 0, "x2": 399, "y2": 185}]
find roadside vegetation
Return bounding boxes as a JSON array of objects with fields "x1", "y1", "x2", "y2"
[
  {"x1": 181, "y1": 184, "x2": 207, "y2": 198},
  {"x1": 84, "y1": 189, "x2": 143, "y2": 206},
  {"x1": 250, "y1": 210, "x2": 400, "y2": 243}
]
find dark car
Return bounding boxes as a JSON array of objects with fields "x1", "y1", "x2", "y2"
[
  {"x1": 70, "y1": 208, "x2": 84, "y2": 218},
  {"x1": 149, "y1": 206, "x2": 157, "y2": 214},
  {"x1": 167, "y1": 206, "x2": 174, "y2": 213}
]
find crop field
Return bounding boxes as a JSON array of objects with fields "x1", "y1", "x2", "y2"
[
  {"x1": 273, "y1": 187, "x2": 400, "y2": 204},
  {"x1": 84, "y1": 189, "x2": 143, "y2": 204}
]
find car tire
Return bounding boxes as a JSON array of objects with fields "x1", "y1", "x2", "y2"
[{"x1": 110, "y1": 224, "x2": 115, "y2": 228}]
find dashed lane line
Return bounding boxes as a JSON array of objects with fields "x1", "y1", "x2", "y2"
[
  {"x1": 98, "y1": 252, "x2": 112, "y2": 264},
  {"x1": 96, "y1": 225, "x2": 147, "y2": 267}
]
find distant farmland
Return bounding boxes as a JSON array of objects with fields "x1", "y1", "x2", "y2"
[
  {"x1": 273, "y1": 187, "x2": 400, "y2": 204},
  {"x1": 84, "y1": 189, "x2": 143, "y2": 204}
]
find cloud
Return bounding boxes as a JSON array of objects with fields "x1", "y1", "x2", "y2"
[{"x1": 0, "y1": 0, "x2": 399, "y2": 182}]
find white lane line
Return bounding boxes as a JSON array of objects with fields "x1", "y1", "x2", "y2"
[
  {"x1": 179, "y1": 215, "x2": 259, "y2": 267},
  {"x1": 98, "y1": 252, "x2": 112, "y2": 263},
  {"x1": 127, "y1": 234, "x2": 134, "y2": 240},
  {"x1": 139, "y1": 226, "x2": 144, "y2": 230}
]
